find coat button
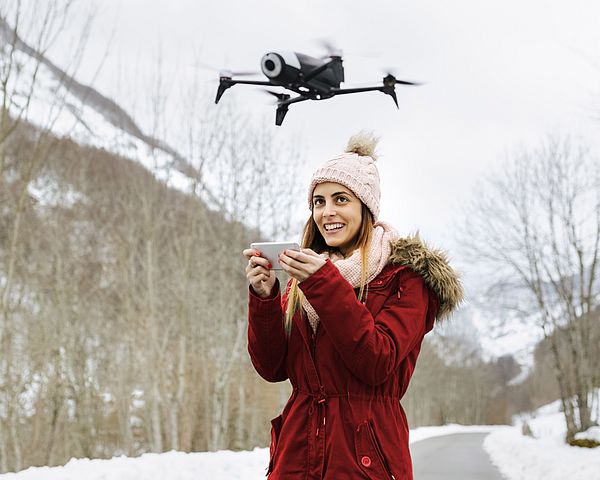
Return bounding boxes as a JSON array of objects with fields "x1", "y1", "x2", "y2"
[{"x1": 361, "y1": 456, "x2": 372, "y2": 467}]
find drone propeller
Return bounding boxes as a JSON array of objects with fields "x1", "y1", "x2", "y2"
[
  {"x1": 379, "y1": 74, "x2": 422, "y2": 109},
  {"x1": 195, "y1": 61, "x2": 261, "y2": 78},
  {"x1": 316, "y1": 38, "x2": 343, "y2": 58},
  {"x1": 219, "y1": 69, "x2": 262, "y2": 78},
  {"x1": 316, "y1": 38, "x2": 381, "y2": 59},
  {"x1": 383, "y1": 73, "x2": 422, "y2": 86}
]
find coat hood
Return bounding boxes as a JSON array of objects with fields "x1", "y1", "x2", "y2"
[{"x1": 388, "y1": 235, "x2": 464, "y2": 320}]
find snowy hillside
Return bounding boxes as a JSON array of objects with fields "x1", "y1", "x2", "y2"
[
  {"x1": 1, "y1": 16, "x2": 196, "y2": 196},
  {"x1": 469, "y1": 304, "x2": 544, "y2": 370}
]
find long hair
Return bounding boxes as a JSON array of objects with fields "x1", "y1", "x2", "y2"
[{"x1": 284, "y1": 203, "x2": 374, "y2": 335}]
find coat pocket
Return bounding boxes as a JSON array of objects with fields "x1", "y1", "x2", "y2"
[
  {"x1": 354, "y1": 419, "x2": 396, "y2": 479},
  {"x1": 267, "y1": 414, "x2": 283, "y2": 475}
]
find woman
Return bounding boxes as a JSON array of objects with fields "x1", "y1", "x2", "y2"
[{"x1": 243, "y1": 133, "x2": 463, "y2": 479}]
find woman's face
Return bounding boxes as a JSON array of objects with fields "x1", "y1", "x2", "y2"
[{"x1": 312, "y1": 182, "x2": 363, "y2": 255}]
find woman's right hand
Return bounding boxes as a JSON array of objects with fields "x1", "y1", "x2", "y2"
[{"x1": 243, "y1": 249, "x2": 276, "y2": 298}]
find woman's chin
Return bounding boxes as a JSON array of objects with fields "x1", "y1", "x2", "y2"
[{"x1": 325, "y1": 238, "x2": 349, "y2": 250}]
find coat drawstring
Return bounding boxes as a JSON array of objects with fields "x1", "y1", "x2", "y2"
[{"x1": 306, "y1": 388, "x2": 348, "y2": 438}]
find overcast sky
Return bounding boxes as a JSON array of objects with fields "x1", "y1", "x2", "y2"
[{"x1": 53, "y1": 0, "x2": 600, "y2": 266}]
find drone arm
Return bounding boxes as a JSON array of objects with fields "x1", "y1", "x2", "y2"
[
  {"x1": 329, "y1": 86, "x2": 399, "y2": 108},
  {"x1": 329, "y1": 86, "x2": 385, "y2": 95},
  {"x1": 226, "y1": 80, "x2": 273, "y2": 86},
  {"x1": 215, "y1": 78, "x2": 274, "y2": 104}
]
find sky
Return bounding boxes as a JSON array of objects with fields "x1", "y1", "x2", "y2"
[{"x1": 47, "y1": 0, "x2": 600, "y2": 272}]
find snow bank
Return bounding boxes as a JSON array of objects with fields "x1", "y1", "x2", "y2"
[
  {"x1": 484, "y1": 427, "x2": 600, "y2": 480},
  {"x1": 485, "y1": 390, "x2": 600, "y2": 480},
  {"x1": 409, "y1": 423, "x2": 505, "y2": 443},
  {"x1": 575, "y1": 426, "x2": 600, "y2": 443},
  {"x1": 2, "y1": 399, "x2": 596, "y2": 480},
  {"x1": 0, "y1": 424, "x2": 502, "y2": 479},
  {"x1": 0, "y1": 449, "x2": 270, "y2": 480}
]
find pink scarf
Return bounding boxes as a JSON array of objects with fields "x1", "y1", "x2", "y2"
[{"x1": 301, "y1": 221, "x2": 400, "y2": 333}]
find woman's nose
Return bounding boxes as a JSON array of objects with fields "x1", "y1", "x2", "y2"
[{"x1": 322, "y1": 203, "x2": 336, "y2": 217}]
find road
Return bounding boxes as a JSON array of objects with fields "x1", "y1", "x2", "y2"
[{"x1": 411, "y1": 432, "x2": 506, "y2": 480}]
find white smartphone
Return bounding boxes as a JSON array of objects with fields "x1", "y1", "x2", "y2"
[{"x1": 250, "y1": 241, "x2": 301, "y2": 270}]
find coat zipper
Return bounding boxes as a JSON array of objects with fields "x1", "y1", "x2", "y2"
[{"x1": 367, "y1": 421, "x2": 396, "y2": 479}]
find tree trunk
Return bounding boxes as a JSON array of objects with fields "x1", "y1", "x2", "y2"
[
  {"x1": 0, "y1": 421, "x2": 8, "y2": 473},
  {"x1": 151, "y1": 379, "x2": 163, "y2": 452}
]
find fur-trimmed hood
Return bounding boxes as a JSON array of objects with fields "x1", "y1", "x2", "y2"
[{"x1": 389, "y1": 235, "x2": 463, "y2": 320}]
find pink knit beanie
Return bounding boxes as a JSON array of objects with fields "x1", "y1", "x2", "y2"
[{"x1": 308, "y1": 132, "x2": 381, "y2": 221}]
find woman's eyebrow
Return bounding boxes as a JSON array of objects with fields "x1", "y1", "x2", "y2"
[{"x1": 313, "y1": 191, "x2": 352, "y2": 199}]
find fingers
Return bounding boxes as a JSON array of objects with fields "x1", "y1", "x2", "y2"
[
  {"x1": 282, "y1": 248, "x2": 309, "y2": 262},
  {"x1": 278, "y1": 249, "x2": 317, "y2": 280},
  {"x1": 280, "y1": 249, "x2": 321, "y2": 267},
  {"x1": 243, "y1": 248, "x2": 276, "y2": 297},
  {"x1": 277, "y1": 250, "x2": 303, "y2": 269},
  {"x1": 252, "y1": 270, "x2": 271, "y2": 283},
  {"x1": 243, "y1": 249, "x2": 274, "y2": 273},
  {"x1": 247, "y1": 264, "x2": 273, "y2": 292},
  {"x1": 242, "y1": 248, "x2": 262, "y2": 260},
  {"x1": 247, "y1": 262, "x2": 269, "y2": 276},
  {"x1": 249, "y1": 256, "x2": 271, "y2": 269}
]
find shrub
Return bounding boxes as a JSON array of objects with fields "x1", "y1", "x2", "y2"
[{"x1": 568, "y1": 438, "x2": 600, "y2": 448}]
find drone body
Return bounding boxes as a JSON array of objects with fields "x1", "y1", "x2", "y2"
[{"x1": 215, "y1": 50, "x2": 419, "y2": 125}]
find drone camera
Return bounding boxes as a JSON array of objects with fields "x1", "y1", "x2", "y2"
[{"x1": 261, "y1": 53, "x2": 283, "y2": 78}]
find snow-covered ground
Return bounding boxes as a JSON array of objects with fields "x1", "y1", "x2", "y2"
[
  {"x1": 484, "y1": 390, "x2": 600, "y2": 480},
  {"x1": 2, "y1": 399, "x2": 598, "y2": 479},
  {"x1": 484, "y1": 427, "x2": 600, "y2": 479},
  {"x1": 0, "y1": 424, "x2": 501, "y2": 479}
]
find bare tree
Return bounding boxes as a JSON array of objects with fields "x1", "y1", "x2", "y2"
[
  {"x1": 169, "y1": 83, "x2": 303, "y2": 450},
  {"x1": 0, "y1": 2, "x2": 100, "y2": 469},
  {"x1": 460, "y1": 136, "x2": 600, "y2": 440},
  {"x1": 1, "y1": 3, "x2": 306, "y2": 468}
]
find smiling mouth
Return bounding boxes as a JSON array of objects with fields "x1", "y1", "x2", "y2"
[{"x1": 324, "y1": 223, "x2": 345, "y2": 233}]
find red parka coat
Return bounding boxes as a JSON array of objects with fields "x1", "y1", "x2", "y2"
[{"x1": 248, "y1": 236, "x2": 463, "y2": 479}]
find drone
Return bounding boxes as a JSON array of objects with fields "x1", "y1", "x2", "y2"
[{"x1": 214, "y1": 49, "x2": 421, "y2": 125}]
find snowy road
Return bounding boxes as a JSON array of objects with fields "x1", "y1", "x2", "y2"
[{"x1": 411, "y1": 432, "x2": 505, "y2": 480}]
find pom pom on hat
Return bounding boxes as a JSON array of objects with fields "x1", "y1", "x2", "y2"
[
  {"x1": 345, "y1": 131, "x2": 379, "y2": 160},
  {"x1": 308, "y1": 131, "x2": 381, "y2": 221}
]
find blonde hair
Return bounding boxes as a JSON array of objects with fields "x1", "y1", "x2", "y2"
[{"x1": 284, "y1": 203, "x2": 374, "y2": 335}]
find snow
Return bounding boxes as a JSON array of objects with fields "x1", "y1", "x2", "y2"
[
  {"x1": 575, "y1": 426, "x2": 600, "y2": 443},
  {"x1": 0, "y1": 424, "x2": 503, "y2": 479},
  {"x1": 2, "y1": 400, "x2": 598, "y2": 479},
  {"x1": 0, "y1": 450, "x2": 270, "y2": 480},
  {"x1": 484, "y1": 427, "x2": 600, "y2": 479},
  {"x1": 409, "y1": 423, "x2": 505, "y2": 443},
  {"x1": 4, "y1": 47, "x2": 198, "y2": 201},
  {"x1": 484, "y1": 390, "x2": 600, "y2": 480},
  {"x1": 470, "y1": 305, "x2": 544, "y2": 370},
  {"x1": 27, "y1": 174, "x2": 86, "y2": 208}
]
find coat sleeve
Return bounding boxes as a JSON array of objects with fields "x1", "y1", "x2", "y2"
[
  {"x1": 298, "y1": 260, "x2": 434, "y2": 386},
  {"x1": 247, "y1": 279, "x2": 289, "y2": 383}
]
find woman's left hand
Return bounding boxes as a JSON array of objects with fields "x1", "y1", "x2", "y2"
[{"x1": 278, "y1": 248, "x2": 326, "y2": 283}]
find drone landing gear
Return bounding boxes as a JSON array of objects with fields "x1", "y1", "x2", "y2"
[
  {"x1": 276, "y1": 105, "x2": 289, "y2": 126},
  {"x1": 215, "y1": 77, "x2": 272, "y2": 104},
  {"x1": 265, "y1": 91, "x2": 310, "y2": 126}
]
